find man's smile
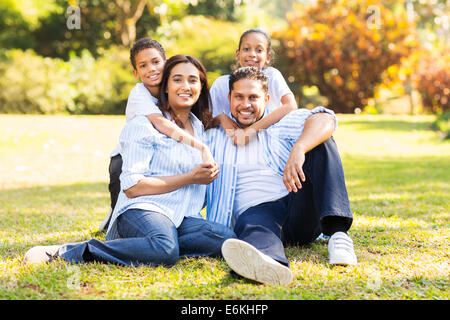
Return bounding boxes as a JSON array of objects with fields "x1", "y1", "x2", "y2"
[{"x1": 237, "y1": 109, "x2": 254, "y2": 118}]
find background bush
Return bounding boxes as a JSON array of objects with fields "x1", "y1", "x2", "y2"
[
  {"x1": 67, "y1": 48, "x2": 134, "y2": 115},
  {"x1": 0, "y1": 0, "x2": 448, "y2": 118},
  {"x1": 0, "y1": 15, "x2": 245, "y2": 115},
  {"x1": 431, "y1": 110, "x2": 450, "y2": 139},
  {"x1": 415, "y1": 47, "x2": 450, "y2": 113},
  {"x1": 154, "y1": 15, "x2": 243, "y2": 83},
  {"x1": 0, "y1": 49, "x2": 74, "y2": 114},
  {"x1": 273, "y1": 0, "x2": 418, "y2": 113},
  {"x1": 0, "y1": 47, "x2": 134, "y2": 115}
]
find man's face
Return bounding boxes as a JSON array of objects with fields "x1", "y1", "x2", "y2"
[{"x1": 228, "y1": 78, "x2": 269, "y2": 128}]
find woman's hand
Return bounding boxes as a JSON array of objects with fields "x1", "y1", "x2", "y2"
[
  {"x1": 189, "y1": 163, "x2": 219, "y2": 185},
  {"x1": 124, "y1": 162, "x2": 219, "y2": 198}
]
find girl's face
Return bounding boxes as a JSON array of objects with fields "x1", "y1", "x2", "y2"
[
  {"x1": 166, "y1": 62, "x2": 202, "y2": 112},
  {"x1": 235, "y1": 32, "x2": 271, "y2": 70},
  {"x1": 133, "y1": 48, "x2": 165, "y2": 89}
]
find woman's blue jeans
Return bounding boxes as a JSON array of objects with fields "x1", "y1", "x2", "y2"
[{"x1": 59, "y1": 209, "x2": 236, "y2": 267}]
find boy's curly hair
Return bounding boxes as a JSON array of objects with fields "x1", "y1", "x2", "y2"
[{"x1": 130, "y1": 38, "x2": 166, "y2": 70}]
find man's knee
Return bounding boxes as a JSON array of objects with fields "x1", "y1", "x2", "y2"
[
  {"x1": 308, "y1": 137, "x2": 338, "y2": 157},
  {"x1": 234, "y1": 210, "x2": 259, "y2": 235}
]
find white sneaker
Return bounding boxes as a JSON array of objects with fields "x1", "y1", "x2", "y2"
[
  {"x1": 328, "y1": 232, "x2": 357, "y2": 265},
  {"x1": 221, "y1": 238, "x2": 293, "y2": 286},
  {"x1": 23, "y1": 245, "x2": 61, "y2": 265}
]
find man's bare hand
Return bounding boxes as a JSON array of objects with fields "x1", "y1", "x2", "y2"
[{"x1": 283, "y1": 144, "x2": 306, "y2": 192}]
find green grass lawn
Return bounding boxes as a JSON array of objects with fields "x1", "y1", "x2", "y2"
[{"x1": 0, "y1": 114, "x2": 448, "y2": 300}]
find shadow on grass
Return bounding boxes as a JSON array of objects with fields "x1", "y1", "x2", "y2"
[
  {"x1": 1, "y1": 152, "x2": 448, "y2": 261},
  {"x1": 0, "y1": 182, "x2": 109, "y2": 256},
  {"x1": 340, "y1": 119, "x2": 434, "y2": 132},
  {"x1": 343, "y1": 155, "x2": 449, "y2": 221},
  {"x1": 0, "y1": 182, "x2": 108, "y2": 206}
]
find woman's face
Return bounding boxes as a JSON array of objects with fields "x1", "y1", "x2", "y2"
[{"x1": 166, "y1": 62, "x2": 202, "y2": 112}]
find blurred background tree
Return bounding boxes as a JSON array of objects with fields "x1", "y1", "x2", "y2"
[
  {"x1": 273, "y1": 0, "x2": 418, "y2": 113},
  {"x1": 153, "y1": 15, "x2": 241, "y2": 83},
  {"x1": 0, "y1": 0, "x2": 448, "y2": 119},
  {"x1": 415, "y1": 47, "x2": 449, "y2": 113}
]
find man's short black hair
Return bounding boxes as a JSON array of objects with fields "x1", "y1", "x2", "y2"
[
  {"x1": 130, "y1": 38, "x2": 166, "y2": 70},
  {"x1": 229, "y1": 66, "x2": 269, "y2": 94}
]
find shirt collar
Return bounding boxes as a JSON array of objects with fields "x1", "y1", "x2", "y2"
[{"x1": 162, "y1": 111, "x2": 204, "y2": 136}]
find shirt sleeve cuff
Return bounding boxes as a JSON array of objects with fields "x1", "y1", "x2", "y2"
[
  {"x1": 309, "y1": 106, "x2": 338, "y2": 131},
  {"x1": 120, "y1": 173, "x2": 145, "y2": 191}
]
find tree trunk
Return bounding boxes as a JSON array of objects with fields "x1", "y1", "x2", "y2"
[{"x1": 115, "y1": 0, "x2": 147, "y2": 47}]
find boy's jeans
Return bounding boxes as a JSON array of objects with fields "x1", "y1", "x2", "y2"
[{"x1": 59, "y1": 209, "x2": 236, "y2": 266}]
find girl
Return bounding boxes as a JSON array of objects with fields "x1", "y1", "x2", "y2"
[
  {"x1": 24, "y1": 55, "x2": 235, "y2": 267},
  {"x1": 210, "y1": 28, "x2": 298, "y2": 145},
  {"x1": 105, "y1": 38, "x2": 215, "y2": 230}
]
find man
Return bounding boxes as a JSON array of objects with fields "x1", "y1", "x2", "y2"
[{"x1": 205, "y1": 67, "x2": 356, "y2": 286}]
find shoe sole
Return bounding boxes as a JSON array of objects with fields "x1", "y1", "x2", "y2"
[
  {"x1": 221, "y1": 239, "x2": 293, "y2": 286},
  {"x1": 329, "y1": 257, "x2": 357, "y2": 266},
  {"x1": 23, "y1": 245, "x2": 61, "y2": 265}
]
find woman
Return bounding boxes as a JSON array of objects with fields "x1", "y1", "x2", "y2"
[
  {"x1": 105, "y1": 38, "x2": 215, "y2": 231},
  {"x1": 24, "y1": 55, "x2": 235, "y2": 267}
]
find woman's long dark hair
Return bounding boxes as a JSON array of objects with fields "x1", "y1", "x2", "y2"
[{"x1": 157, "y1": 55, "x2": 216, "y2": 130}]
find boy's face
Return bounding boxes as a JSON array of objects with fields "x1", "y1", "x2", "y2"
[
  {"x1": 133, "y1": 48, "x2": 165, "y2": 89},
  {"x1": 228, "y1": 78, "x2": 269, "y2": 128}
]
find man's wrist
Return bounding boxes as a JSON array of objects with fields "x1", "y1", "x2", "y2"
[{"x1": 293, "y1": 141, "x2": 308, "y2": 154}]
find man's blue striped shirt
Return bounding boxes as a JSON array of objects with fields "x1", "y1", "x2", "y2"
[{"x1": 205, "y1": 106, "x2": 337, "y2": 228}]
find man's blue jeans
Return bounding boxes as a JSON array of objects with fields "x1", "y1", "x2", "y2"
[
  {"x1": 234, "y1": 137, "x2": 353, "y2": 267},
  {"x1": 59, "y1": 209, "x2": 236, "y2": 266}
]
